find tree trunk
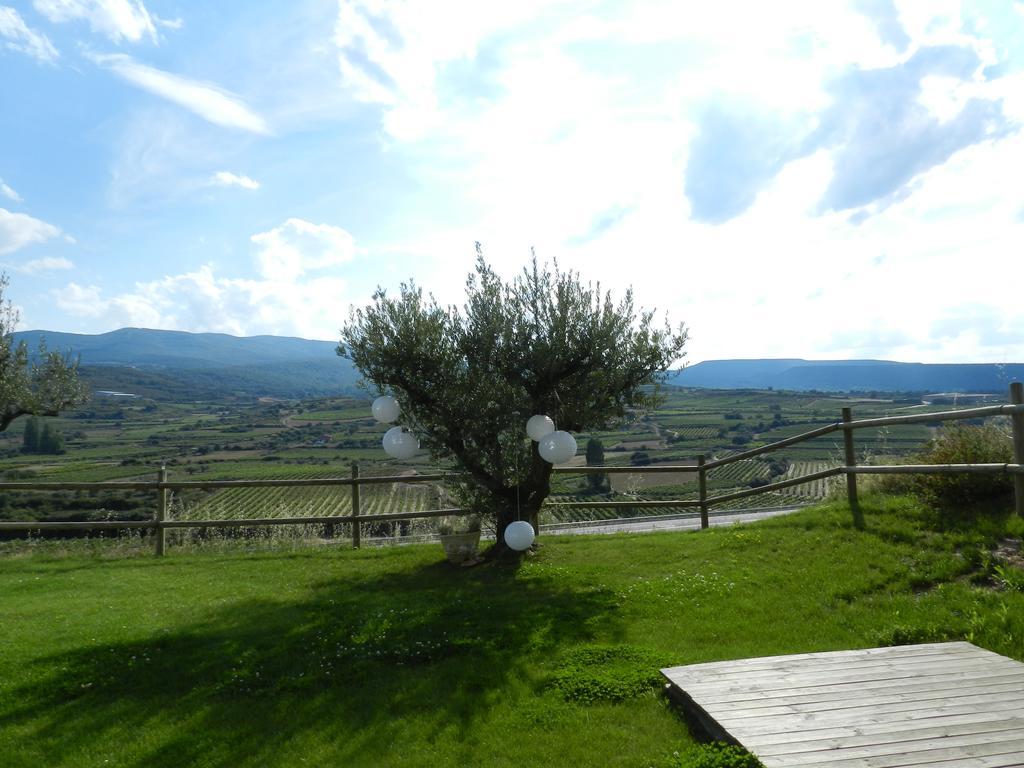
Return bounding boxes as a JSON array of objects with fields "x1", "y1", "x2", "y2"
[{"x1": 485, "y1": 443, "x2": 550, "y2": 559}]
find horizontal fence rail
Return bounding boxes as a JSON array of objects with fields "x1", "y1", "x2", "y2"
[{"x1": 2, "y1": 383, "x2": 1022, "y2": 552}]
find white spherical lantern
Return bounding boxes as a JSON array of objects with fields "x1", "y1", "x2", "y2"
[
  {"x1": 371, "y1": 395, "x2": 400, "y2": 423},
  {"x1": 504, "y1": 520, "x2": 535, "y2": 551},
  {"x1": 538, "y1": 430, "x2": 577, "y2": 464},
  {"x1": 526, "y1": 414, "x2": 555, "y2": 441},
  {"x1": 382, "y1": 426, "x2": 418, "y2": 460}
]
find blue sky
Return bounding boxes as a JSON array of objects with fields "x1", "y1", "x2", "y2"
[{"x1": 2, "y1": 0, "x2": 1023, "y2": 364}]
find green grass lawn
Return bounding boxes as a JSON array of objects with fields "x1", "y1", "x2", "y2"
[{"x1": 1, "y1": 496, "x2": 1023, "y2": 768}]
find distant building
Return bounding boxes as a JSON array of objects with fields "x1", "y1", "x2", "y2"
[{"x1": 924, "y1": 393, "x2": 1001, "y2": 405}]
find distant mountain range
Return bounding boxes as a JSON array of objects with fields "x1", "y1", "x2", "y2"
[
  {"x1": 14, "y1": 327, "x2": 359, "y2": 400},
  {"x1": 668, "y1": 359, "x2": 1024, "y2": 394},
  {"x1": 13, "y1": 327, "x2": 339, "y2": 368},
  {"x1": 13, "y1": 328, "x2": 1023, "y2": 400}
]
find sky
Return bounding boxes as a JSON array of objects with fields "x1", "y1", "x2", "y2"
[{"x1": 2, "y1": 0, "x2": 1024, "y2": 365}]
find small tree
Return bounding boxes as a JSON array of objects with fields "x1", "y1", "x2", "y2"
[
  {"x1": 39, "y1": 421, "x2": 65, "y2": 455},
  {"x1": 341, "y1": 250, "x2": 687, "y2": 553},
  {"x1": 585, "y1": 437, "x2": 608, "y2": 492},
  {"x1": 22, "y1": 415, "x2": 40, "y2": 453},
  {"x1": 0, "y1": 273, "x2": 88, "y2": 431}
]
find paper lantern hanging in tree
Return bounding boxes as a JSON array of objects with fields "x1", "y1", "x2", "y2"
[
  {"x1": 526, "y1": 414, "x2": 555, "y2": 441},
  {"x1": 382, "y1": 426, "x2": 418, "y2": 460},
  {"x1": 504, "y1": 520, "x2": 535, "y2": 551},
  {"x1": 371, "y1": 395, "x2": 400, "y2": 423},
  {"x1": 538, "y1": 430, "x2": 577, "y2": 464}
]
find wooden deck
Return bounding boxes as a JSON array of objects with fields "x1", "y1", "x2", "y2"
[{"x1": 661, "y1": 642, "x2": 1024, "y2": 767}]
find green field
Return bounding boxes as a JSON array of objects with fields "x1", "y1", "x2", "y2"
[
  {"x1": 1, "y1": 496, "x2": 1022, "y2": 767},
  {"x1": 0, "y1": 386, "x2": 993, "y2": 533}
]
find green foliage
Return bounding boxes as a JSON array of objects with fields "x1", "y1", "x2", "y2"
[
  {"x1": 0, "y1": 273, "x2": 88, "y2": 432},
  {"x1": 38, "y1": 421, "x2": 65, "y2": 455},
  {"x1": 872, "y1": 624, "x2": 958, "y2": 646},
  {"x1": 547, "y1": 644, "x2": 669, "y2": 703},
  {"x1": 341, "y1": 250, "x2": 687, "y2": 532},
  {"x1": 910, "y1": 424, "x2": 1013, "y2": 522},
  {"x1": 585, "y1": 437, "x2": 608, "y2": 492},
  {"x1": 995, "y1": 564, "x2": 1024, "y2": 592},
  {"x1": 660, "y1": 743, "x2": 763, "y2": 768},
  {"x1": 21, "y1": 415, "x2": 40, "y2": 453},
  {"x1": 19, "y1": 416, "x2": 64, "y2": 455}
]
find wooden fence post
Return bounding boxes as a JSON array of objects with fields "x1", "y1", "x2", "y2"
[
  {"x1": 1010, "y1": 382, "x2": 1024, "y2": 519},
  {"x1": 842, "y1": 407, "x2": 864, "y2": 529},
  {"x1": 155, "y1": 465, "x2": 167, "y2": 556},
  {"x1": 698, "y1": 454, "x2": 709, "y2": 529},
  {"x1": 351, "y1": 463, "x2": 361, "y2": 548}
]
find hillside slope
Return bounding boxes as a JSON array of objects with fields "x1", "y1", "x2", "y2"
[
  {"x1": 669, "y1": 359, "x2": 1024, "y2": 392},
  {"x1": 14, "y1": 328, "x2": 357, "y2": 400}
]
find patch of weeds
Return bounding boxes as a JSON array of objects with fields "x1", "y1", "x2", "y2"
[
  {"x1": 872, "y1": 624, "x2": 960, "y2": 647},
  {"x1": 994, "y1": 564, "x2": 1024, "y2": 592},
  {"x1": 965, "y1": 599, "x2": 1016, "y2": 649},
  {"x1": 546, "y1": 644, "x2": 670, "y2": 704},
  {"x1": 961, "y1": 544, "x2": 999, "y2": 584},
  {"x1": 721, "y1": 530, "x2": 762, "y2": 548},
  {"x1": 653, "y1": 742, "x2": 763, "y2": 768},
  {"x1": 618, "y1": 570, "x2": 734, "y2": 606}
]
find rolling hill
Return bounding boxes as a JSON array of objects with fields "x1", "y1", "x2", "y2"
[
  {"x1": 669, "y1": 359, "x2": 1024, "y2": 393},
  {"x1": 13, "y1": 328, "x2": 359, "y2": 400},
  {"x1": 14, "y1": 328, "x2": 1022, "y2": 399}
]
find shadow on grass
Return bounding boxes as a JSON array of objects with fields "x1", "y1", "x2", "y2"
[{"x1": 2, "y1": 557, "x2": 623, "y2": 767}]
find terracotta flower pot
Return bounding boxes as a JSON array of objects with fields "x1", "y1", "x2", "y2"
[{"x1": 439, "y1": 530, "x2": 481, "y2": 565}]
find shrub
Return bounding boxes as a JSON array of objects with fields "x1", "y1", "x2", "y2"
[
  {"x1": 631, "y1": 451, "x2": 652, "y2": 466},
  {"x1": 908, "y1": 424, "x2": 1013, "y2": 521},
  {"x1": 546, "y1": 644, "x2": 669, "y2": 704}
]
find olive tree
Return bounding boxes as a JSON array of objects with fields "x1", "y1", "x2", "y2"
[
  {"x1": 0, "y1": 273, "x2": 88, "y2": 432},
  {"x1": 340, "y1": 250, "x2": 686, "y2": 553}
]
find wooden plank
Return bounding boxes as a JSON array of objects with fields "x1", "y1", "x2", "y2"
[
  {"x1": 696, "y1": 676, "x2": 1024, "y2": 712},
  {"x1": 764, "y1": 728, "x2": 1024, "y2": 763},
  {"x1": 775, "y1": 737, "x2": 1024, "y2": 768},
  {"x1": 671, "y1": 657, "x2": 1007, "y2": 692},
  {"x1": 675, "y1": 672, "x2": 1024, "y2": 704},
  {"x1": 673, "y1": 649, "x2": 1011, "y2": 682},
  {"x1": 737, "y1": 710, "x2": 1024, "y2": 747},
  {"x1": 754, "y1": 716, "x2": 1024, "y2": 754},
  {"x1": 722, "y1": 698, "x2": 1024, "y2": 738},
  {"x1": 661, "y1": 643, "x2": 1024, "y2": 768},
  {"x1": 684, "y1": 671, "x2": 1024, "y2": 708},
  {"x1": 721, "y1": 696, "x2": 1024, "y2": 733}
]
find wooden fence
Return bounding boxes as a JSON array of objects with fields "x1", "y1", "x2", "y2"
[{"x1": 2, "y1": 383, "x2": 1023, "y2": 554}]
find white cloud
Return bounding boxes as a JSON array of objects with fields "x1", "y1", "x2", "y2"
[
  {"x1": 54, "y1": 282, "x2": 110, "y2": 318},
  {"x1": 0, "y1": 6, "x2": 59, "y2": 63},
  {"x1": 33, "y1": 0, "x2": 156, "y2": 44},
  {"x1": 333, "y1": 0, "x2": 551, "y2": 141},
  {"x1": 0, "y1": 178, "x2": 22, "y2": 202},
  {"x1": 154, "y1": 15, "x2": 182, "y2": 31},
  {"x1": 0, "y1": 208, "x2": 61, "y2": 256},
  {"x1": 90, "y1": 53, "x2": 270, "y2": 134},
  {"x1": 251, "y1": 218, "x2": 356, "y2": 282},
  {"x1": 16, "y1": 256, "x2": 74, "y2": 274},
  {"x1": 328, "y1": 0, "x2": 1024, "y2": 365},
  {"x1": 54, "y1": 219, "x2": 357, "y2": 339},
  {"x1": 209, "y1": 171, "x2": 260, "y2": 190}
]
